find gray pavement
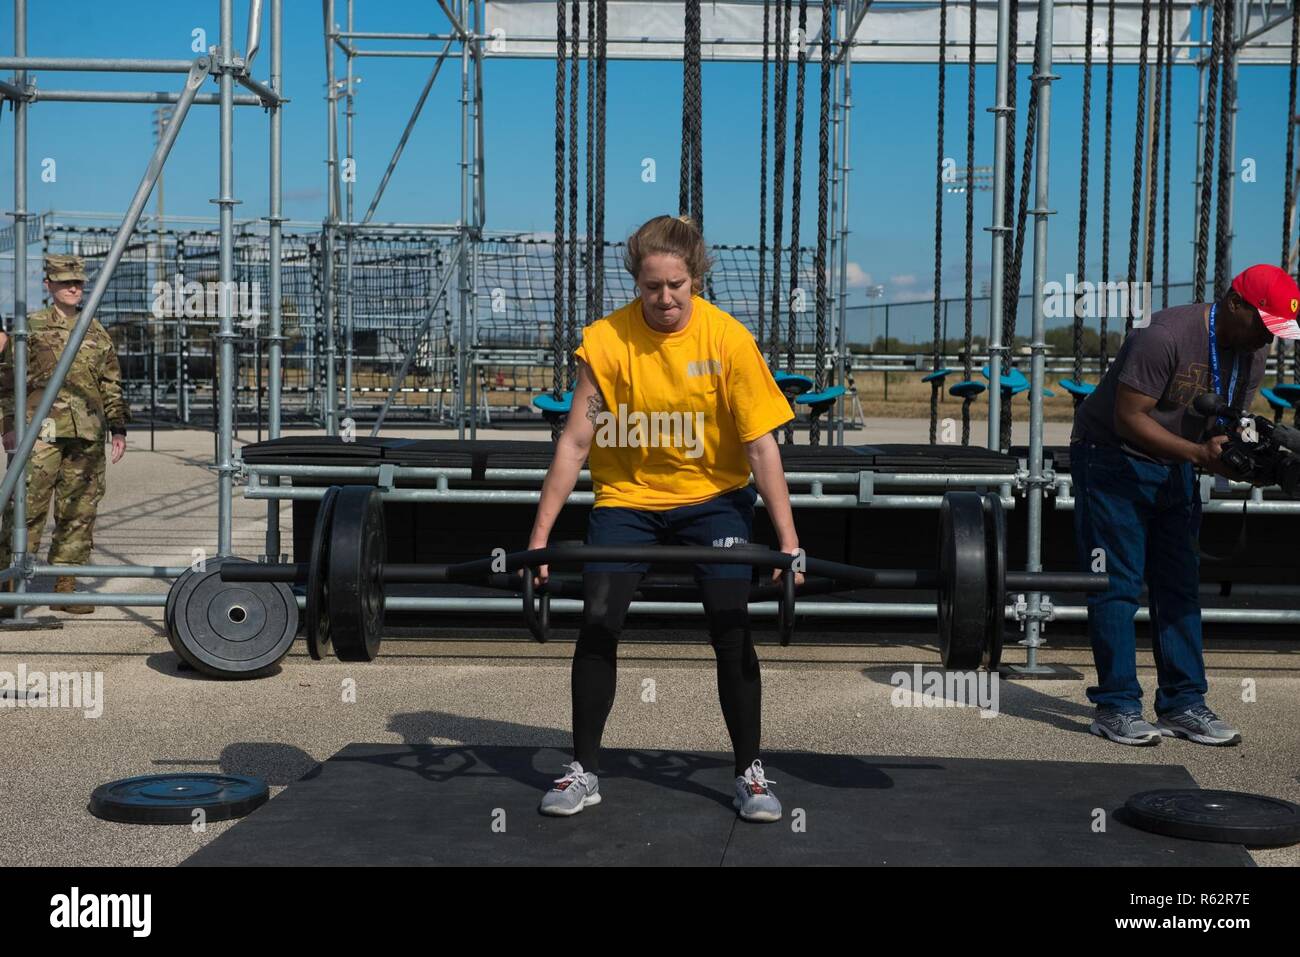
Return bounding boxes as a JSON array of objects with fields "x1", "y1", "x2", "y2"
[{"x1": 0, "y1": 428, "x2": 1295, "y2": 867}]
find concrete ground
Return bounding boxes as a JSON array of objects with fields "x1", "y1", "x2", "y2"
[{"x1": 0, "y1": 427, "x2": 1295, "y2": 867}]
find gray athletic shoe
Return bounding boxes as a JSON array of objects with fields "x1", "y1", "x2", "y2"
[
  {"x1": 733, "y1": 760, "x2": 782, "y2": 823},
  {"x1": 1156, "y1": 705, "x2": 1242, "y2": 746},
  {"x1": 538, "y1": 762, "x2": 601, "y2": 817},
  {"x1": 1089, "y1": 710, "x2": 1162, "y2": 746}
]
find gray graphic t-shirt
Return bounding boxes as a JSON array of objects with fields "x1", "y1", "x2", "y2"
[{"x1": 1071, "y1": 303, "x2": 1267, "y2": 464}]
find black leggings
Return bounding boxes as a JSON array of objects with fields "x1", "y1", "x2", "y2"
[{"x1": 572, "y1": 572, "x2": 761, "y2": 777}]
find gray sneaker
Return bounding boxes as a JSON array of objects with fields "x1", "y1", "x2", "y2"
[
  {"x1": 733, "y1": 760, "x2": 782, "y2": 823},
  {"x1": 538, "y1": 762, "x2": 601, "y2": 817},
  {"x1": 1156, "y1": 705, "x2": 1242, "y2": 746},
  {"x1": 1089, "y1": 710, "x2": 1162, "y2": 746}
]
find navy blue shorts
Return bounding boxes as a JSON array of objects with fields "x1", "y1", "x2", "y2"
[{"x1": 584, "y1": 485, "x2": 759, "y2": 581}]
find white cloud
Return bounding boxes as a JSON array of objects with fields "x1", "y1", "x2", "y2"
[
  {"x1": 890, "y1": 273, "x2": 919, "y2": 287},
  {"x1": 844, "y1": 261, "x2": 872, "y2": 288}
]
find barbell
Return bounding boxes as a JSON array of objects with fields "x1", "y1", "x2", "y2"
[{"x1": 165, "y1": 486, "x2": 1107, "y2": 679}]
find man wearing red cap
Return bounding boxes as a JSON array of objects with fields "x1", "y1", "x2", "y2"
[{"x1": 1070, "y1": 264, "x2": 1300, "y2": 747}]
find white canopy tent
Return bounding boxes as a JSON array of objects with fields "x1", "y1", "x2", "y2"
[{"x1": 482, "y1": 1, "x2": 1295, "y2": 65}]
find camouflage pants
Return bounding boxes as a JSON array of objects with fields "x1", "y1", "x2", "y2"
[{"x1": 0, "y1": 438, "x2": 106, "y2": 568}]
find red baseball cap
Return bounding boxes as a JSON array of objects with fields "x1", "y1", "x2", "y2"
[{"x1": 1231, "y1": 264, "x2": 1300, "y2": 339}]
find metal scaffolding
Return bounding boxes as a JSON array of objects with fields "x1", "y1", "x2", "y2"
[
  {"x1": 1, "y1": 0, "x2": 286, "y2": 615},
  {"x1": 2, "y1": 0, "x2": 1298, "y2": 651}
]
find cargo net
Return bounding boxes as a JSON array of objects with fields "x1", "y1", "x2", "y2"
[
  {"x1": 330, "y1": 235, "x2": 457, "y2": 421},
  {"x1": 35, "y1": 230, "x2": 817, "y2": 426},
  {"x1": 472, "y1": 237, "x2": 820, "y2": 420},
  {"x1": 42, "y1": 226, "x2": 321, "y2": 426}
]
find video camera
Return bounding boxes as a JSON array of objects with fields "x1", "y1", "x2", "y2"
[{"x1": 1194, "y1": 393, "x2": 1300, "y2": 497}]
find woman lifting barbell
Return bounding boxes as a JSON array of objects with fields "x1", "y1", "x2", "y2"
[{"x1": 526, "y1": 214, "x2": 805, "y2": 822}]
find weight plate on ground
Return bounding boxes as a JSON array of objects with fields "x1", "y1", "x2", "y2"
[
  {"x1": 306, "y1": 486, "x2": 341, "y2": 660},
  {"x1": 165, "y1": 563, "x2": 209, "y2": 640},
  {"x1": 89, "y1": 773, "x2": 269, "y2": 825},
  {"x1": 1125, "y1": 789, "x2": 1300, "y2": 847},
  {"x1": 169, "y1": 557, "x2": 298, "y2": 679},
  {"x1": 164, "y1": 565, "x2": 194, "y2": 640},
  {"x1": 167, "y1": 559, "x2": 224, "y2": 670},
  {"x1": 937, "y1": 492, "x2": 988, "y2": 670},
  {"x1": 329, "y1": 486, "x2": 387, "y2": 662},
  {"x1": 981, "y1": 493, "x2": 1006, "y2": 670}
]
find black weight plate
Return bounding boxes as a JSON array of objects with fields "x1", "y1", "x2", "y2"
[
  {"x1": 329, "y1": 486, "x2": 387, "y2": 662},
  {"x1": 167, "y1": 558, "x2": 228, "y2": 667},
  {"x1": 981, "y1": 493, "x2": 1006, "y2": 670},
  {"x1": 937, "y1": 492, "x2": 988, "y2": 670},
  {"x1": 169, "y1": 557, "x2": 298, "y2": 679},
  {"x1": 306, "y1": 486, "x2": 341, "y2": 660},
  {"x1": 164, "y1": 564, "x2": 199, "y2": 641},
  {"x1": 89, "y1": 773, "x2": 269, "y2": 825},
  {"x1": 1125, "y1": 789, "x2": 1300, "y2": 847},
  {"x1": 165, "y1": 571, "x2": 181, "y2": 639}
]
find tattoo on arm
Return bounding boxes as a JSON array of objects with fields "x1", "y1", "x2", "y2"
[{"x1": 586, "y1": 390, "x2": 605, "y2": 424}]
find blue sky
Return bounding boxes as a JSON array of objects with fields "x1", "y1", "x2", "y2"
[{"x1": 1, "y1": 0, "x2": 1295, "y2": 312}]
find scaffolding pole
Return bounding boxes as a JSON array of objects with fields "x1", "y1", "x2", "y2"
[
  {"x1": 834, "y1": 0, "x2": 855, "y2": 445},
  {"x1": 1016, "y1": 0, "x2": 1058, "y2": 674},
  {"x1": 457, "y1": 0, "x2": 473, "y2": 440},
  {"x1": 344, "y1": 0, "x2": 356, "y2": 419},
  {"x1": 987, "y1": 0, "x2": 1013, "y2": 449},
  {"x1": 265, "y1": 0, "x2": 285, "y2": 561},
  {"x1": 8, "y1": 0, "x2": 30, "y2": 621},
  {"x1": 323, "y1": 0, "x2": 340, "y2": 434},
  {"x1": 215, "y1": 0, "x2": 237, "y2": 555}
]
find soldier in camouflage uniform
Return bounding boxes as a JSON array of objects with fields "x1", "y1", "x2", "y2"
[{"x1": 0, "y1": 254, "x2": 130, "y2": 614}]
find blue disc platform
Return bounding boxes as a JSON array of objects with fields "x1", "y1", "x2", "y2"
[{"x1": 182, "y1": 745, "x2": 1251, "y2": 866}]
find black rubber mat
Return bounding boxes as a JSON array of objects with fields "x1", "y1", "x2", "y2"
[{"x1": 182, "y1": 746, "x2": 1252, "y2": 866}]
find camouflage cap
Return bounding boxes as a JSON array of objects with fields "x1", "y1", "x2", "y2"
[{"x1": 44, "y1": 254, "x2": 87, "y2": 283}]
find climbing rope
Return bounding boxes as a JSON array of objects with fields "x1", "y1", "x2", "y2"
[
  {"x1": 930, "y1": 0, "x2": 947, "y2": 446},
  {"x1": 811, "y1": 0, "x2": 832, "y2": 447},
  {"x1": 1125, "y1": 0, "x2": 1152, "y2": 334},
  {"x1": 551, "y1": 0, "x2": 567, "y2": 441},
  {"x1": 1194, "y1": 0, "x2": 1224, "y2": 301}
]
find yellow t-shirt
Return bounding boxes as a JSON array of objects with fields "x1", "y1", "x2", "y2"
[{"x1": 574, "y1": 296, "x2": 794, "y2": 510}]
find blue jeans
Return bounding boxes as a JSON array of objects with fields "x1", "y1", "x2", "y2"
[
  {"x1": 1070, "y1": 443, "x2": 1207, "y2": 715},
  {"x1": 584, "y1": 485, "x2": 758, "y2": 581}
]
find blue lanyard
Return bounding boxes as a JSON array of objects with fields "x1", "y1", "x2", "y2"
[{"x1": 1207, "y1": 303, "x2": 1239, "y2": 421}]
